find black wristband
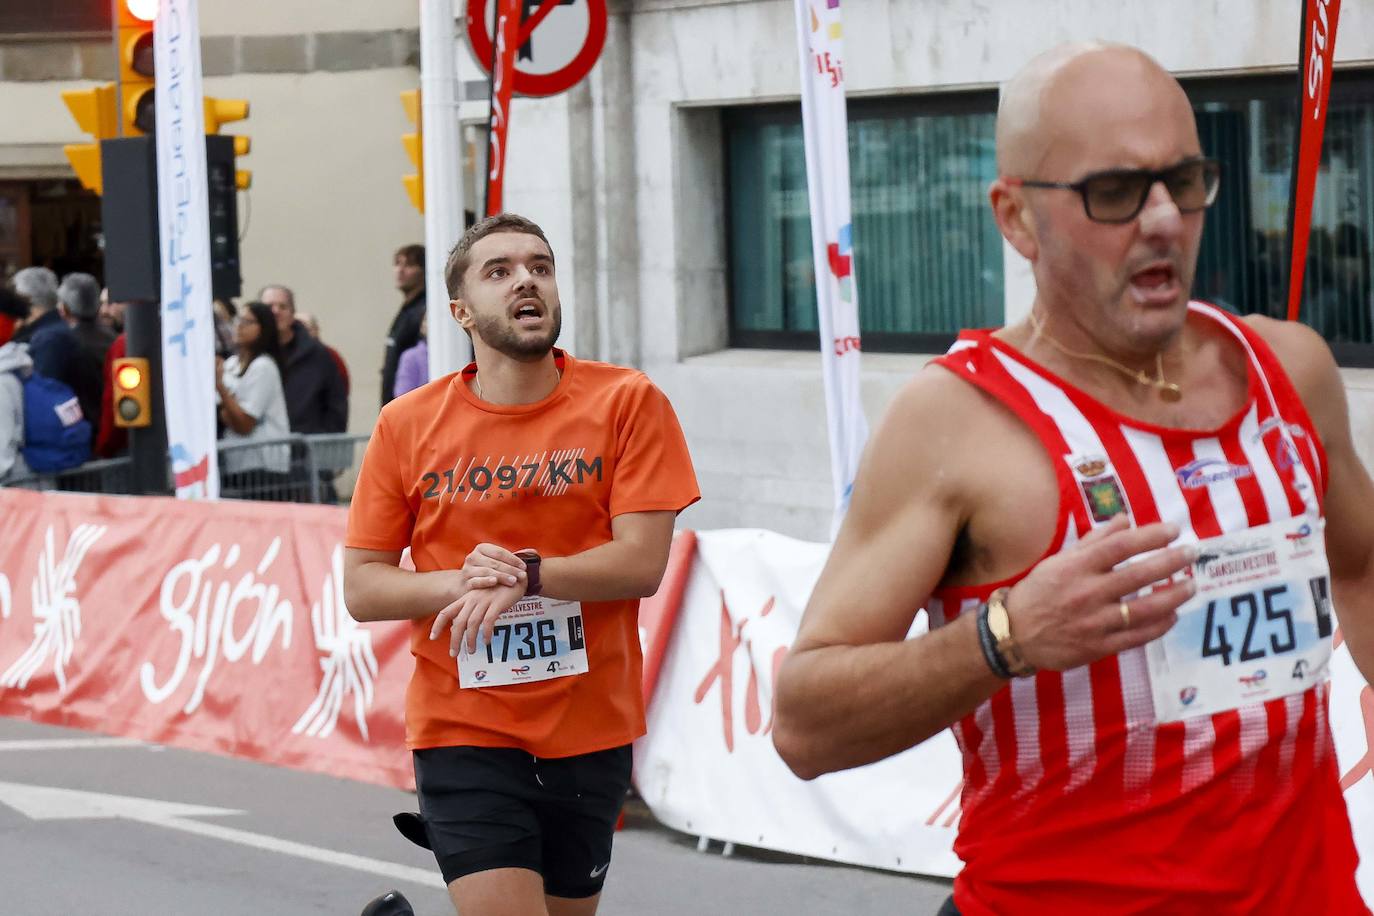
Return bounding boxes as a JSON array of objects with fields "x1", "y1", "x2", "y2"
[{"x1": 976, "y1": 600, "x2": 1014, "y2": 680}]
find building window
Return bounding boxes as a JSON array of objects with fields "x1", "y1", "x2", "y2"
[
  {"x1": 0, "y1": 3, "x2": 109, "y2": 36},
  {"x1": 726, "y1": 72, "x2": 1374, "y2": 365},
  {"x1": 1188, "y1": 71, "x2": 1374, "y2": 365},
  {"x1": 726, "y1": 93, "x2": 1003, "y2": 353}
]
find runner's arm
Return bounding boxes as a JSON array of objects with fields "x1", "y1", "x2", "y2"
[
  {"x1": 773, "y1": 370, "x2": 1195, "y2": 779},
  {"x1": 431, "y1": 510, "x2": 678, "y2": 658},
  {"x1": 343, "y1": 548, "x2": 465, "y2": 622},
  {"x1": 1262, "y1": 318, "x2": 1374, "y2": 686},
  {"x1": 772, "y1": 375, "x2": 1005, "y2": 779},
  {"x1": 539, "y1": 510, "x2": 677, "y2": 601}
]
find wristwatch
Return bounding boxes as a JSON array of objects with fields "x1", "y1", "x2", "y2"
[
  {"x1": 985, "y1": 587, "x2": 1036, "y2": 678},
  {"x1": 516, "y1": 550, "x2": 542, "y2": 598}
]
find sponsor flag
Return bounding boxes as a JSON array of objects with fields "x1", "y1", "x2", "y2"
[
  {"x1": 485, "y1": 0, "x2": 521, "y2": 216},
  {"x1": 155, "y1": 0, "x2": 218, "y2": 498},
  {"x1": 1285, "y1": 0, "x2": 1342, "y2": 322},
  {"x1": 792, "y1": 0, "x2": 868, "y2": 533}
]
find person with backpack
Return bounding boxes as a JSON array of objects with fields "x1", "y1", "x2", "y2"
[
  {"x1": 0, "y1": 284, "x2": 90, "y2": 480},
  {"x1": 0, "y1": 287, "x2": 31, "y2": 482}
]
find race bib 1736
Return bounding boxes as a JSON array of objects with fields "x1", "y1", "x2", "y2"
[{"x1": 458, "y1": 597, "x2": 590, "y2": 689}]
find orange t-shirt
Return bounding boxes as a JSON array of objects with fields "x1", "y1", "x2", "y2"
[{"x1": 346, "y1": 351, "x2": 700, "y2": 758}]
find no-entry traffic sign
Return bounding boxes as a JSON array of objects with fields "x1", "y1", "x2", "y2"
[{"x1": 466, "y1": 0, "x2": 608, "y2": 97}]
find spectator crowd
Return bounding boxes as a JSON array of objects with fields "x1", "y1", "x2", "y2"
[{"x1": 0, "y1": 241, "x2": 437, "y2": 497}]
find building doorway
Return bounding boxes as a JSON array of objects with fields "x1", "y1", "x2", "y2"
[{"x1": 0, "y1": 179, "x2": 103, "y2": 282}]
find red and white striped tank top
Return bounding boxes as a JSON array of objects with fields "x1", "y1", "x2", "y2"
[{"x1": 929, "y1": 303, "x2": 1367, "y2": 915}]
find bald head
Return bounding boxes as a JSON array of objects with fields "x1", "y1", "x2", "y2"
[{"x1": 996, "y1": 43, "x2": 1195, "y2": 178}]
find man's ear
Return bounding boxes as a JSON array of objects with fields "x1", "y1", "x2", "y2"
[
  {"x1": 989, "y1": 178, "x2": 1039, "y2": 263},
  {"x1": 450, "y1": 298, "x2": 472, "y2": 329}
]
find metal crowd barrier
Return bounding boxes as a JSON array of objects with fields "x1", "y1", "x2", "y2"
[{"x1": 0, "y1": 433, "x2": 370, "y2": 506}]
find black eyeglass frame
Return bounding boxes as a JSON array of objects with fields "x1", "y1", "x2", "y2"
[{"x1": 1005, "y1": 157, "x2": 1222, "y2": 224}]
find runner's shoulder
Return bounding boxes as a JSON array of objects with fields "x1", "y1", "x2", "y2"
[
  {"x1": 569, "y1": 356, "x2": 669, "y2": 403},
  {"x1": 1241, "y1": 314, "x2": 1343, "y2": 406},
  {"x1": 378, "y1": 370, "x2": 462, "y2": 421},
  {"x1": 866, "y1": 362, "x2": 1015, "y2": 494}
]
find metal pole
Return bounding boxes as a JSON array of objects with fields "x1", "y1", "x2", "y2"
[
  {"x1": 124, "y1": 299, "x2": 171, "y2": 495},
  {"x1": 419, "y1": 0, "x2": 473, "y2": 380},
  {"x1": 110, "y1": 0, "x2": 123, "y2": 138}
]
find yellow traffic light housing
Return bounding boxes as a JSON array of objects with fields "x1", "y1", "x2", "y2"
[
  {"x1": 117, "y1": 1, "x2": 156, "y2": 136},
  {"x1": 111, "y1": 357, "x2": 152, "y2": 428},
  {"x1": 60, "y1": 84, "x2": 119, "y2": 193},
  {"x1": 401, "y1": 89, "x2": 424, "y2": 213},
  {"x1": 204, "y1": 96, "x2": 252, "y2": 189}
]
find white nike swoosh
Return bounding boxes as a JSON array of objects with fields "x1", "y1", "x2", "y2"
[{"x1": 589, "y1": 863, "x2": 609, "y2": 878}]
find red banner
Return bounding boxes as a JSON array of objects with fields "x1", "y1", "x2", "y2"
[
  {"x1": 0, "y1": 489, "x2": 697, "y2": 791},
  {"x1": 0, "y1": 490, "x2": 415, "y2": 787},
  {"x1": 485, "y1": 0, "x2": 522, "y2": 216},
  {"x1": 1286, "y1": 0, "x2": 1342, "y2": 322}
]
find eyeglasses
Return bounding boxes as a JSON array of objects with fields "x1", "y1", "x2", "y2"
[{"x1": 1005, "y1": 157, "x2": 1221, "y2": 224}]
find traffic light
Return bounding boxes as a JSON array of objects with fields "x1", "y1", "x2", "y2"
[
  {"x1": 117, "y1": 0, "x2": 157, "y2": 136},
  {"x1": 60, "y1": 84, "x2": 118, "y2": 193},
  {"x1": 111, "y1": 357, "x2": 152, "y2": 428},
  {"x1": 204, "y1": 97, "x2": 252, "y2": 189},
  {"x1": 401, "y1": 89, "x2": 424, "y2": 213}
]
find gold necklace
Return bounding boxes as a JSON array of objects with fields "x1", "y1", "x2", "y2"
[
  {"x1": 1027, "y1": 310, "x2": 1182, "y2": 402},
  {"x1": 473, "y1": 367, "x2": 560, "y2": 401}
]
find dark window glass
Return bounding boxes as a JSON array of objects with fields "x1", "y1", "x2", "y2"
[
  {"x1": 0, "y1": 2, "x2": 109, "y2": 35},
  {"x1": 1188, "y1": 71, "x2": 1374, "y2": 364},
  {"x1": 726, "y1": 72, "x2": 1374, "y2": 364},
  {"x1": 726, "y1": 93, "x2": 1003, "y2": 353}
]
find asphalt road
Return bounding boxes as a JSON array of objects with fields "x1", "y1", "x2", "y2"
[{"x1": 0, "y1": 717, "x2": 952, "y2": 915}]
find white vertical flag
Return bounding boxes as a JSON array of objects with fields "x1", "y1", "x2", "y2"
[
  {"x1": 793, "y1": 0, "x2": 868, "y2": 533},
  {"x1": 155, "y1": 0, "x2": 219, "y2": 498}
]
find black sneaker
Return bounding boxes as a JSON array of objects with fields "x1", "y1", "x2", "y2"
[
  {"x1": 360, "y1": 889, "x2": 414, "y2": 916},
  {"x1": 393, "y1": 811, "x2": 431, "y2": 850}
]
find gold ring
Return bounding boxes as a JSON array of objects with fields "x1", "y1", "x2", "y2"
[{"x1": 1120, "y1": 602, "x2": 1131, "y2": 629}]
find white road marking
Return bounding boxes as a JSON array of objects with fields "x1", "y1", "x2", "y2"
[
  {"x1": 0, "y1": 738, "x2": 148, "y2": 752},
  {"x1": 0, "y1": 781, "x2": 445, "y2": 889}
]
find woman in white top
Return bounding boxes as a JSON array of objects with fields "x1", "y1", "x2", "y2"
[{"x1": 216, "y1": 301, "x2": 291, "y2": 500}]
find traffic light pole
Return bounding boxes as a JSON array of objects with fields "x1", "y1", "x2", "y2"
[
  {"x1": 124, "y1": 299, "x2": 171, "y2": 496},
  {"x1": 109, "y1": 0, "x2": 124, "y2": 138}
]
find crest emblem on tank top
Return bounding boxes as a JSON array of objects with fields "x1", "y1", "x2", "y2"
[{"x1": 1068, "y1": 455, "x2": 1131, "y2": 524}]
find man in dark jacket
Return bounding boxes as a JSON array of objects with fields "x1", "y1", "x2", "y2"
[
  {"x1": 261, "y1": 285, "x2": 349, "y2": 503},
  {"x1": 11, "y1": 267, "x2": 79, "y2": 390},
  {"x1": 380, "y1": 243, "x2": 425, "y2": 407},
  {"x1": 58, "y1": 272, "x2": 116, "y2": 445},
  {"x1": 260, "y1": 285, "x2": 348, "y2": 434}
]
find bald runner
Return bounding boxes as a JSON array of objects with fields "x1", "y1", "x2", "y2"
[{"x1": 774, "y1": 43, "x2": 1374, "y2": 915}]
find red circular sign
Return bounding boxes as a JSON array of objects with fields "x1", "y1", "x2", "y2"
[{"x1": 466, "y1": 0, "x2": 608, "y2": 98}]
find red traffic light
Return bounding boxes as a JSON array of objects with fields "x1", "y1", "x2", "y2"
[
  {"x1": 125, "y1": 0, "x2": 156, "y2": 22},
  {"x1": 111, "y1": 357, "x2": 152, "y2": 428},
  {"x1": 115, "y1": 363, "x2": 144, "y2": 390}
]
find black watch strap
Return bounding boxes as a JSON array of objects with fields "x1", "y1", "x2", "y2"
[{"x1": 516, "y1": 550, "x2": 542, "y2": 597}]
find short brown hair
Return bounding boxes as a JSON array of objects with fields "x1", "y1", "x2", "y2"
[
  {"x1": 394, "y1": 244, "x2": 425, "y2": 268},
  {"x1": 444, "y1": 213, "x2": 553, "y2": 299}
]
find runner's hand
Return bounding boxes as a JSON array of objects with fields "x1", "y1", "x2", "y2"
[
  {"x1": 1004, "y1": 514, "x2": 1199, "y2": 671},
  {"x1": 459, "y1": 543, "x2": 527, "y2": 591},
  {"x1": 430, "y1": 580, "x2": 527, "y2": 658}
]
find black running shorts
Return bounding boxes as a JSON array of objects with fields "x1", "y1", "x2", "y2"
[{"x1": 413, "y1": 744, "x2": 632, "y2": 898}]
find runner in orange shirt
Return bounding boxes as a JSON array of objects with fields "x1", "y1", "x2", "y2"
[{"x1": 345, "y1": 213, "x2": 699, "y2": 916}]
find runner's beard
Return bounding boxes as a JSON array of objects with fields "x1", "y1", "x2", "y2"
[{"x1": 473, "y1": 305, "x2": 562, "y2": 361}]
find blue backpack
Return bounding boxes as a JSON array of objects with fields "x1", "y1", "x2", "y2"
[{"x1": 19, "y1": 373, "x2": 91, "y2": 472}]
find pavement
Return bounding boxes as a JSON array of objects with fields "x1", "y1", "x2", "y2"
[{"x1": 0, "y1": 717, "x2": 954, "y2": 915}]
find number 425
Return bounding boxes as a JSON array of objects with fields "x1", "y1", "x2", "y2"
[{"x1": 1201, "y1": 586, "x2": 1297, "y2": 666}]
